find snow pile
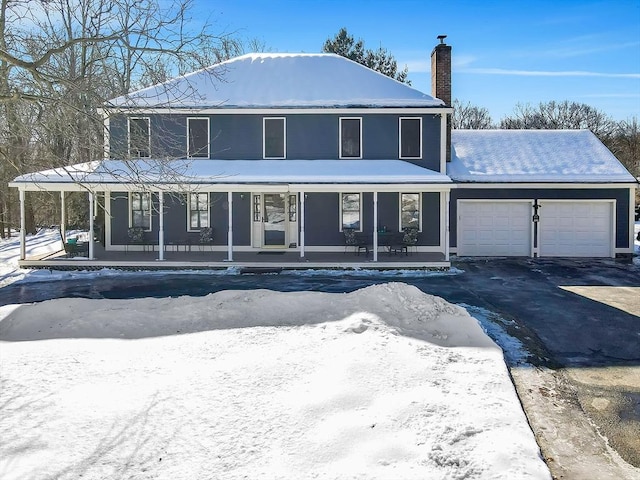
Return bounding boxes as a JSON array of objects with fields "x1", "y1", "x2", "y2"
[{"x1": 0, "y1": 283, "x2": 550, "y2": 479}]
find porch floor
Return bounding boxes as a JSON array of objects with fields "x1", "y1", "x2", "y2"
[{"x1": 20, "y1": 243, "x2": 449, "y2": 271}]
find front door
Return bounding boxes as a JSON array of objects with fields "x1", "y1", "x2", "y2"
[{"x1": 263, "y1": 193, "x2": 287, "y2": 247}]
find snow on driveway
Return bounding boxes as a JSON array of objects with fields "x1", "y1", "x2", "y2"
[{"x1": 0, "y1": 283, "x2": 550, "y2": 479}]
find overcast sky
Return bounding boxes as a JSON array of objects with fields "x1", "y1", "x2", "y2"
[{"x1": 196, "y1": 0, "x2": 640, "y2": 122}]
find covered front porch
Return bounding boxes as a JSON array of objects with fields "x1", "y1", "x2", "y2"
[{"x1": 11, "y1": 159, "x2": 453, "y2": 270}]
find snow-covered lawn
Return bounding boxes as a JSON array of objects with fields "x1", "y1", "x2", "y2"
[{"x1": 0, "y1": 230, "x2": 553, "y2": 479}]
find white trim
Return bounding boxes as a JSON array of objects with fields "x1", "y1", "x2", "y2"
[
  {"x1": 444, "y1": 190, "x2": 450, "y2": 261},
  {"x1": 399, "y1": 117, "x2": 422, "y2": 160},
  {"x1": 440, "y1": 113, "x2": 447, "y2": 174},
  {"x1": 398, "y1": 192, "x2": 422, "y2": 231},
  {"x1": 105, "y1": 107, "x2": 454, "y2": 116},
  {"x1": 453, "y1": 182, "x2": 637, "y2": 189},
  {"x1": 300, "y1": 191, "x2": 305, "y2": 258},
  {"x1": 158, "y1": 191, "x2": 165, "y2": 260},
  {"x1": 88, "y1": 192, "x2": 95, "y2": 259},
  {"x1": 263, "y1": 117, "x2": 287, "y2": 159},
  {"x1": 373, "y1": 191, "x2": 378, "y2": 262},
  {"x1": 339, "y1": 117, "x2": 362, "y2": 159},
  {"x1": 105, "y1": 190, "x2": 112, "y2": 250},
  {"x1": 19, "y1": 189, "x2": 25, "y2": 261},
  {"x1": 60, "y1": 191, "x2": 66, "y2": 243},
  {"x1": 128, "y1": 191, "x2": 152, "y2": 231},
  {"x1": 187, "y1": 117, "x2": 210, "y2": 158},
  {"x1": 227, "y1": 191, "x2": 233, "y2": 261},
  {"x1": 186, "y1": 192, "x2": 211, "y2": 232},
  {"x1": 339, "y1": 192, "x2": 363, "y2": 232},
  {"x1": 127, "y1": 117, "x2": 151, "y2": 158}
]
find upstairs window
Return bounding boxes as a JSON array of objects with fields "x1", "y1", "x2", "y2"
[
  {"x1": 399, "y1": 117, "x2": 422, "y2": 159},
  {"x1": 340, "y1": 118, "x2": 362, "y2": 158},
  {"x1": 129, "y1": 117, "x2": 150, "y2": 158},
  {"x1": 400, "y1": 193, "x2": 421, "y2": 230},
  {"x1": 340, "y1": 193, "x2": 361, "y2": 231},
  {"x1": 263, "y1": 117, "x2": 286, "y2": 159},
  {"x1": 188, "y1": 193, "x2": 210, "y2": 230},
  {"x1": 130, "y1": 192, "x2": 151, "y2": 230},
  {"x1": 188, "y1": 118, "x2": 210, "y2": 158}
]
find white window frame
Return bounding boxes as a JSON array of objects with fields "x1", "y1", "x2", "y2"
[
  {"x1": 399, "y1": 192, "x2": 422, "y2": 232},
  {"x1": 187, "y1": 192, "x2": 211, "y2": 231},
  {"x1": 128, "y1": 117, "x2": 151, "y2": 158},
  {"x1": 129, "y1": 191, "x2": 152, "y2": 231},
  {"x1": 187, "y1": 117, "x2": 210, "y2": 158},
  {"x1": 339, "y1": 192, "x2": 362, "y2": 232},
  {"x1": 263, "y1": 117, "x2": 286, "y2": 159},
  {"x1": 399, "y1": 117, "x2": 422, "y2": 159},
  {"x1": 339, "y1": 117, "x2": 362, "y2": 159}
]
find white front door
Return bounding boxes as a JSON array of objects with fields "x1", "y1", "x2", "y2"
[
  {"x1": 539, "y1": 201, "x2": 613, "y2": 257},
  {"x1": 458, "y1": 200, "x2": 532, "y2": 256},
  {"x1": 263, "y1": 193, "x2": 287, "y2": 247}
]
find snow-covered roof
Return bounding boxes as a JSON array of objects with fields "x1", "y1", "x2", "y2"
[
  {"x1": 108, "y1": 53, "x2": 445, "y2": 109},
  {"x1": 449, "y1": 129, "x2": 636, "y2": 183},
  {"x1": 11, "y1": 159, "x2": 452, "y2": 186}
]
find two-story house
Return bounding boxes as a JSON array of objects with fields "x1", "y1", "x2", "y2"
[{"x1": 10, "y1": 38, "x2": 637, "y2": 268}]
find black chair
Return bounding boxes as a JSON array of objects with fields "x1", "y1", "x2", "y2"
[
  {"x1": 198, "y1": 227, "x2": 214, "y2": 251},
  {"x1": 344, "y1": 228, "x2": 369, "y2": 256},
  {"x1": 126, "y1": 227, "x2": 146, "y2": 253},
  {"x1": 401, "y1": 227, "x2": 419, "y2": 255}
]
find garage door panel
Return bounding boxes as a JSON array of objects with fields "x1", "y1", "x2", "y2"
[
  {"x1": 458, "y1": 201, "x2": 532, "y2": 256},
  {"x1": 539, "y1": 201, "x2": 613, "y2": 258}
]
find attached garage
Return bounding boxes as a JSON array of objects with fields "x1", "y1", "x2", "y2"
[
  {"x1": 539, "y1": 200, "x2": 614, "y2": 257},
  {"x1": 457, "y1": 200, "x2": 532, "y2": 256}
]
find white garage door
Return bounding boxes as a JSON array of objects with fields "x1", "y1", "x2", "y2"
[
  {"x1": 458, "y1": 201, "x2": 532, "y2": 256},
  {"x1": 539, "y1": 201, "x2": 613, "y2": 257}
]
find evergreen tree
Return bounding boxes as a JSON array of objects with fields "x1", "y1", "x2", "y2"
[{"x1": 323, "y1": 28, "x2": 410, "y2": 84}]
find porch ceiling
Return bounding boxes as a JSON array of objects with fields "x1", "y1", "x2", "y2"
[{"x1": 10, "y1": 159, "x2": 452, "y2": 192}]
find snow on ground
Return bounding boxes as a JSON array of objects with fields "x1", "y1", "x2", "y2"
[
  {"x1": 0, "y1": 228, "x2": 553, "y2": 479},
  {"x1": 0, "y1": 285, "x2": 549, "y2": 480}
]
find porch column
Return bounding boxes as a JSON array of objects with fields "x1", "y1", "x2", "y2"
[
  {"x1": 60, "y1": 191, "x2": 66, "y2": 242},
  {"x1": 300, "y1": 191, "x2": 305, "y2": 258},
  {"x1": 88, "y1": 192, "x2": 95, "y2": 259},
  {"x1": 227, "y1": 191, "x2": 233, "y2": 261},
  {"x1": 373, "y1": 191, "x2": 378, "y2": 262},
  {"x1": 19, "y1": 189, "x2": 25, "y2": 261},
  {"x1": 445, "y1": 190, "x2": 450, "y2": 261},
  {"x1": 158, "y1": 191, "x2": 165, "y2": 261}
]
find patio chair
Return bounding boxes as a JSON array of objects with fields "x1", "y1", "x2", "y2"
[
  {"x1": 126, "y1": 226, "x2": 146, "y2": 253},
  {"x1": 401, "y1": 227, "x2": 419, "y2": 255},
  {"x1": 343, "y1": 228, "x2": 369, "y2": 256},
  {"x1": 198, "y1": 227, "x2": 214, "y2": 251}
]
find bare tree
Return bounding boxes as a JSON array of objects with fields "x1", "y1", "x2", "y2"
[
  {"x1": 0, "y1": 0, "x2": 251, "y2": 235},
  {"x1": 452, "y1": 99, "x2": 494, "y2": 129},
  {"x1": 607, "y1": 117, "x2": 640, "y2": 179},
  {"x1": 499, "y1": 101, "x2": 615, "y2": 141}
]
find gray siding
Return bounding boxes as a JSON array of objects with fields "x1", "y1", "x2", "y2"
[
  {"x1": 108, "y1": 113, "x2": 442, "y2": 170},
  {"x1": 450, "y1": 188, "x2": 632, "y2": 249}
]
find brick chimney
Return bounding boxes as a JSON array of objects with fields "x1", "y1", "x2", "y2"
[{"x1": 431, "y1": 35, "x2": 452, "y2": 161}]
